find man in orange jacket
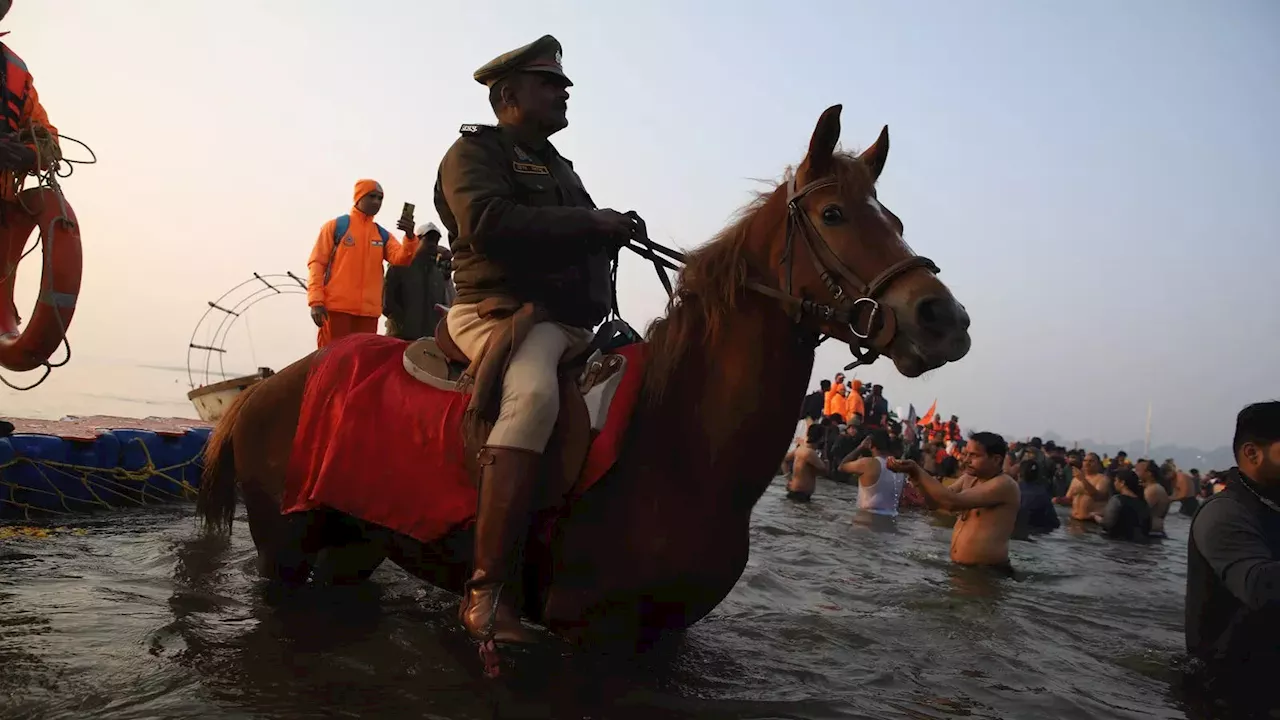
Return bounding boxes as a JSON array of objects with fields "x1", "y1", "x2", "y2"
[
  {"x1": 823, "y1": 372, "x2": 845, "y2": 417},
  {"x1": 306, "y1": 179, "x2": 419, "y2": 348}
]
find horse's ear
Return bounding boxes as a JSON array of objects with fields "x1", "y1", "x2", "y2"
[
  {"x1": 800, "y1": 104, "x2": 842, "y2": 180},
  {"x1": 858, "y1": 125, "x2": 890, "y2": 183}
]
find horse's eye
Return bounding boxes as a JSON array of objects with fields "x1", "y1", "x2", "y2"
[{"x1": 821, "y1": 205, "x2": 844, "y2": 226}]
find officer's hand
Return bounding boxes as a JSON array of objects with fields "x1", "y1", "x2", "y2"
[
  {"x1": 594, "y1": 209, "x2": 634, "y2": 250},
  {"x1": 310, "y1": 305, "x2": 328, "y2": 327},
  {"x1": 396, "y1": 217, "x2": 414, "y2": 235},
  {"x1": 624, "y1": 211, "x2": 648, "y2": 243},
  {"x1": 0, "y1": 140, "x2": 36, "y2": 172}
]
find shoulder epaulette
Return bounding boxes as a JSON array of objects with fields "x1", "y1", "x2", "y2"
[{"x1": 459, "y1": 123, "x2": 498, "y2": 136}]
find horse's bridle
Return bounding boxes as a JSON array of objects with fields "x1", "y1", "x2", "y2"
[{"x1": 622, "y1": 173, "x2": 940, "y2": 370}]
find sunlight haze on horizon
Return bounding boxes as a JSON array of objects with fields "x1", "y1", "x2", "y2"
[{"x1": 1, "y1": 0, "x2": 1276, "y2": 450}]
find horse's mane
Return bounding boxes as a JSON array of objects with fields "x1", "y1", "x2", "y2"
[{"x1": 641, "y1": 152, "x2": 874, "y2": 403}]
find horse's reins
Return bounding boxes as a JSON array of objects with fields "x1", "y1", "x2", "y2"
[{"x1": 622, "y1": 174, "x2": 939, "y2": 370}]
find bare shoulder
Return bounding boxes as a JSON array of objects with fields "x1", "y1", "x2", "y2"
[{"x1": 994, "y1": 474, "x2": 1020, "y2": 501}]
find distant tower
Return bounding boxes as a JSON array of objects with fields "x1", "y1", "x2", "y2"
[{"x1": 1144, "y1": 401, "x2": 1153, "y2": 457}]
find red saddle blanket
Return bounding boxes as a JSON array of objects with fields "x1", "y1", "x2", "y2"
[{"x1": 281, "y1": 334, "x2": 647, "y2": 544}]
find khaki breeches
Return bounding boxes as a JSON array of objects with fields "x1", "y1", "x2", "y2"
[{"x1": 446, "y1": 303, "x2": 591, "y2": 452}]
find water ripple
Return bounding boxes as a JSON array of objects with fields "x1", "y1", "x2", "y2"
[{"x1": 0, "y1": 475, "x2": 1197, "y2": 719}]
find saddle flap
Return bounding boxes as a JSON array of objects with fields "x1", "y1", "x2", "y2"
[{"x1": 539, "y1": 375, "x2": 594, "y2": 509}]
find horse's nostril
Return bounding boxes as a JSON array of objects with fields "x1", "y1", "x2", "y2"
[
  {"x1": 921, "y1": 294, "x2": 952, "y2": 325},
  {"x1": 916, "y1": 296, "x2": 959, "y2": 334}
]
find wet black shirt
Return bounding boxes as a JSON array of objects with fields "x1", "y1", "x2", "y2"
[
  {"x1": 799, "y1": 390, "x2": 825, "y2": 422},
  {"x1": 1185, "y1": 473, "x2": 1280, "y2": 673},
  {"x1": 1100, "y1": 494, "x2": 1151, "y2": 542},
  {"x1": 1018, "y1": 480, "x2": 1061, "y2": 534}
]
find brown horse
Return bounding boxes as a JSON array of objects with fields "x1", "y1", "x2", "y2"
[{"x1": 197, "y1": 105, "x2": 971, "y2": 650}]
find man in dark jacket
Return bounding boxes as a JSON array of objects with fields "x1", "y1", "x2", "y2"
[
  {"x1": 1183, "y1": 401, "x2": 1280, "y2": 714},
  {"x1": 433, "y1": 35, "x2": 640, "y2": 645},
  {"x1": 383, "y1": 222, "x2": 456, "y2": 339},
  {"x1": 799, "y1": 380, "x2": 830, "y2": 427}
]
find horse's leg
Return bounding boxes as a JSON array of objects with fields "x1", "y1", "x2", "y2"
[
  {"x1": 312, "y1": 514, "x2": 389, "y2": 586},
  {"x1": 273, "y1": 508, "x2": 328, "y2": 586},
  {"x1": 242, "y1": 480, "x2": 287, "y2": 578},
  {"x1": 228, "y1": 354, "x2": 312, "y2": 578},
  {"x1": 383, "y1": 528, "x2": 473, "y2": 594}
]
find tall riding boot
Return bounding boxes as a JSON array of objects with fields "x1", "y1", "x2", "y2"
[{"x1": 459, "y1": 446, "x2": 541, "y2": 644}]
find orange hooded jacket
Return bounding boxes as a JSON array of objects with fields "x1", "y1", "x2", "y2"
[
  {"x1": 845, "y1": 380, "x2": 865, "y2": 421},
  {"x1": 306, "y1": 180, "x2": 420, "y2": 318},
  {"x1": 827, "y1": 390, "x2": 848, "y2": 419}
]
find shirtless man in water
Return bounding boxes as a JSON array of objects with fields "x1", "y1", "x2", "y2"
[
  {"x1": 1137, "y1": 459, "x2": 1172, "y2": 536},
  {"x1": 889, "y1": 431, "x2": 1021, "y2": 570},
  {"x1": 782, "y1": 424, "x2": 828, "y2": 502},
  {"x1": 1065, "y1": 452, "x2": 1110, "y2": 521}
]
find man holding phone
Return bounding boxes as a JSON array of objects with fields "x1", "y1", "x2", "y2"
[{"x1": 305, "y1": 179, "x2": 419, "y2": 348}]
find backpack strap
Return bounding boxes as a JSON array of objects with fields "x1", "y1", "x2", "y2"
[
  {"x1": 323, "y1": 215, "x2": 351, "y2": 286},
  {"x1": 324, "y1": 216, "x2": 394, "y2": 283}
]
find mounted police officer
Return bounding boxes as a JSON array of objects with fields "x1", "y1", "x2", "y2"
[{"x1": 433, "y1": 35, "x2": 640, "y2": 644}]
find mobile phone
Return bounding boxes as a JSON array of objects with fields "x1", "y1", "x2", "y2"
[{"x1": 400, "y1": 202, "x2": 415, "y2": 225}]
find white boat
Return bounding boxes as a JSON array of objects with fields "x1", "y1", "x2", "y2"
[
  {"x1": 185, "y1": 272, "x2": 306, "y2": 424},
  {"x1": 186, "y1": 367, "x2": 274, "y2": 423}
]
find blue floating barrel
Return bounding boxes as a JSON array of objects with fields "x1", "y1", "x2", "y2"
[
  {"x1": 58, "y1": 433, "x2": 122, "y2": 511},
  {"x1": 109, "y1": 429, "x2": 167, "y2": 505},
  {"x1": 2, "y1": 434, "x2": 70, "y2": 515},
  {"x1": 178, "y1": 428, "x2": 212, "y2": 490},
  {"x1": 152, "y1": 433, "x2": 190, "y2": 498},
  {"x1": 0, "y1": 437, "x2": 16, "y2": 519}
]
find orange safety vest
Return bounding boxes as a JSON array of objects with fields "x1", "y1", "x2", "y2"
[
  {"x1": 945, "y1": 422, "x2": 961, "y2": 442},
  {"x1": 0, "y1": 43, "x2": 30, "y2": 133}
]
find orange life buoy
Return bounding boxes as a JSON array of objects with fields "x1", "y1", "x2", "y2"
[{"x1": 0, "y1": 186, "x2": 81, "y2": 372}]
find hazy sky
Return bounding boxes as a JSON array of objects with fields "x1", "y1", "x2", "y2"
[{"x1": 3, "y1": 0, "x2": 1276, "y2": 448}]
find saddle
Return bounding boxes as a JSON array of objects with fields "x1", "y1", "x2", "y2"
[{"x1": 402, "y1": 305, "x2": 635, "y2": 506}]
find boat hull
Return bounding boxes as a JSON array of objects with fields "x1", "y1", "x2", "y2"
[{"x1": 186, "y1": 369, "x2": 274, "y2": 423}]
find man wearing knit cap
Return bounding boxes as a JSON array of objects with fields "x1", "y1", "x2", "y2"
[
  {"x1": 306, "y1": 179, "x2": 419, "y2": 348},
  {"x1": 434, "y1": 34, "x2": 641, "y2": 645}
]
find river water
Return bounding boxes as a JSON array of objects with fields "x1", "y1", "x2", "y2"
[{"x1": 0, "y1": 477, "x2": 1195, "y2": 720}]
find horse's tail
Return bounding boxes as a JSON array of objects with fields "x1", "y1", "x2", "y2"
[{"x1": 197, "y1": 381, "x2": 261, "y2": 535}]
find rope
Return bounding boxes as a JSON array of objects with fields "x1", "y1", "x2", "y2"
[
  {"x1": 0, "y1": 438, "x2": 201, "y2": 521},
  {"x1": 0, "y1": 124, "x2": 96, "y2": 391},
  {"x1": 0, "y1": 525, "x2": 87, "y2": 540}
]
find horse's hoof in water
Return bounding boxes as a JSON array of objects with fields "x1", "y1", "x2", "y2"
[{"x1": 479, "y1": 639, "x2": 502, "y2": 679}]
